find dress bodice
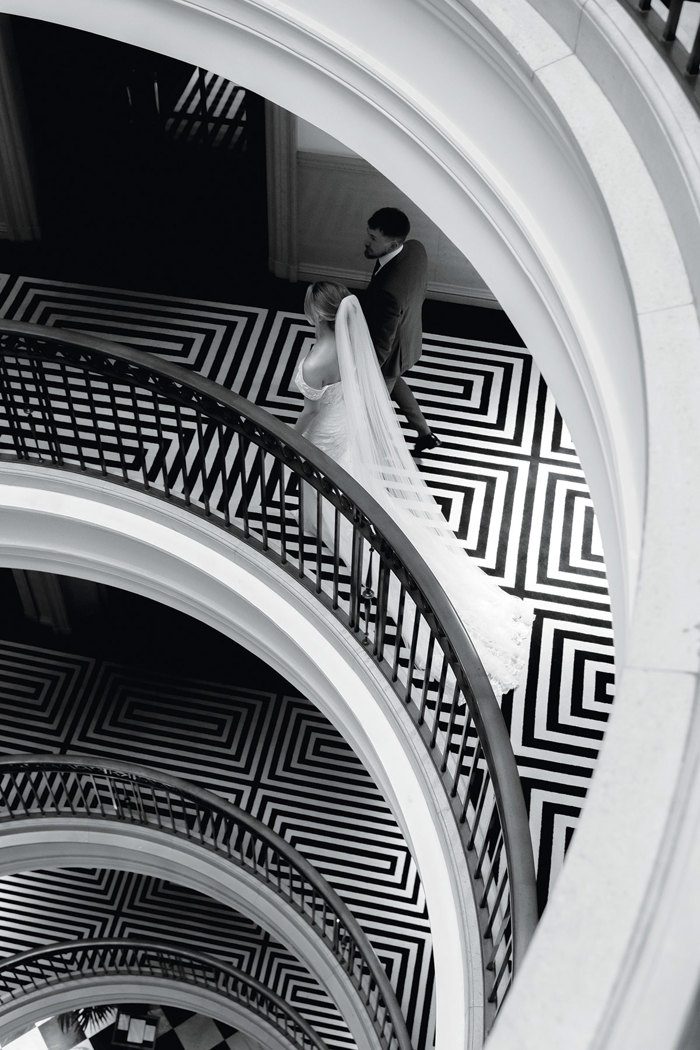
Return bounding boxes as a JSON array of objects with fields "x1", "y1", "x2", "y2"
[{"x1": 294, "y1": 355, "x2": 349, "y2": 465}]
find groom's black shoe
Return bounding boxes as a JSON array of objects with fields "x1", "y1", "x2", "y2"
[{"x1": 413, "y1": 431, "x2": 441, "y2": 457}]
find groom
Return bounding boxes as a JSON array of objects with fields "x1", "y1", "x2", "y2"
[{"x1": 360, "y1": 207, "x2": 441, "y2": 456}]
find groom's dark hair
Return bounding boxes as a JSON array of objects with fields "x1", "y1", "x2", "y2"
[{"x1": 368, "y1": 207, "x2": 410, "y2": 241}]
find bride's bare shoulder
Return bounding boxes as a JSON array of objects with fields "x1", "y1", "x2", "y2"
[{"x1": 303, "y1": 336, "x2": 340, "y2": 387}]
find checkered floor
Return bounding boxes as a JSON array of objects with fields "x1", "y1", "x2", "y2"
[
  {"x1": 35, "y1": 1007, "x2": 253, "y2": 1050},
  {"x1": 91, "y1": 1008, "x2": 242, "y2": 1050}
]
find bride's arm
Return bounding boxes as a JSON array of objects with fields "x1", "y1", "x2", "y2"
[{"x1": 293, "y1": 395, "x2": 321, "y2": 435}]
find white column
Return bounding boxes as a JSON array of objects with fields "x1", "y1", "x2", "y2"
[
  {"x1": 265, "y1": 101, "x2": 298, "y2": 280},
  {"x1": 0, "y1": 15, "x2": 39, "y2": 240}
]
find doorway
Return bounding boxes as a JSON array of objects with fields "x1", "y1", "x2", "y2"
[{"x1": 6, "y1": 16, "x2": 269, "y2": 300}]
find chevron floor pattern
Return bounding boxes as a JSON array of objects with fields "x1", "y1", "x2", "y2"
[
  {"x1": 0, "y1": 866, "x2": 352, "y2": 1050},
  {"x1": 0, "y1": 641, "x2": 429, "y2": 1050},
  {"x1": 0, "y1": 273, "x2": 615, "y2": 1047}
]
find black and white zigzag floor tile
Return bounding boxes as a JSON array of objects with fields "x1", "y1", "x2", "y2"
[
  {"x1": 0, "y1": 271, "x2": 616, "y2": 866},
  {"x1": 0, "y1": 639, "x2": 96, "y2": 753},
  {"x1": 0, "y1": 639, "x2": 432, "y2": 1050},
  {"x1": 524, "y1": 466, "x2": 609, "y2": 604},
  {"x1": 0, "y1": 276, "x2": 270, "y2": 393},
  {"x1": 87, "y1": 1004, "x2": 242, "y2": 1050},
  {"x1": 0, "y1": 868, "x2": 353, "y2": 1050}
]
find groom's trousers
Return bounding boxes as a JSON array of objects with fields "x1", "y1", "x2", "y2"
[{"x1": 385, "y1": 374, "x2": 430, "y2": 436}]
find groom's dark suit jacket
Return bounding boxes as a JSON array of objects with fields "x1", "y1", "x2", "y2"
[{"x1": 360, "y1": 239, "x2": 428, "y2": 382}]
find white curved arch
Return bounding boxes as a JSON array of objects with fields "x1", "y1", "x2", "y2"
[
  {"x1": 0, "y1": 3, "x2": 698, "y2": 1048},
  {"x1": 0, "y1": 463, "x2": 483, "y2": 1050},
  {"x1": 0, "y1": 820, "x2": 380, "y2": 1050},
  {"x1": 1, "y1": 0, "x2": 649, "y2": 641}
]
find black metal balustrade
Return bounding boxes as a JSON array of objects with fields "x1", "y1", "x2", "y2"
[
  {"x1": 619, "y1": 0, "x2": 700, "y2": 106},
  {"x1": 0, "y1": 755, "x2": 408, "y2": 1050},
  {"x1": 0, "y1": 938, "x2": 327, "y2": 1050},
  {"x1": 0, "y1": 321, "x2": 538, "y2": 1030}
]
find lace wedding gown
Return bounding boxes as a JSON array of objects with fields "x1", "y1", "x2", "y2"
[{"x1": 294, "y1": 297, "x2": 533, "y2": 696}]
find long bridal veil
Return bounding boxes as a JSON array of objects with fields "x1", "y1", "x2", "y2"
[{"x1": 334, "y1": 294, "x2": 533, "y2": 696}]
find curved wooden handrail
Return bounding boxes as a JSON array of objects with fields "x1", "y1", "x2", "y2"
[
  {"x1": 0, "y1": 319, "x2": 538, "y2": 1026},
  {"x1": 0, "y1": 754, "x2": 410, "y2": 1050},
  {"x1": 0, "y1": 937, "x2": 328, "y2": 1050}
]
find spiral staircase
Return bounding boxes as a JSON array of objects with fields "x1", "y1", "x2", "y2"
[
  {"x1": 0, "y1": 3, "x2": 698, "y2": 1050},
  {"x1": 0, "y1": 314, "x2": 539, "y2": 1050}
]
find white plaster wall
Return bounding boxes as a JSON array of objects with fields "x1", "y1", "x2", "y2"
[
  {"x1": 524, "y1": 0, "x2": 700, "y2": 307},
  {"x1": 297, "y1": 117, "x2": 355, "y2": 156}
]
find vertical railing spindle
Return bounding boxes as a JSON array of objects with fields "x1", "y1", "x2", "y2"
[
  {"x1": 59, "y1": 361, "x2": 87, "y2": 470},
  {"x1": 128, "y1": 383, "x2": 151, "y2": 489},
  {"x1": 195, "y1": 410, "x2": 211, "y2": 516},
  {"x1": 150, "y1": 390, "x2": 171, "y2": 497},
  {"x1": 174, "y1": 402, "x2": 192, "y2": 505}
]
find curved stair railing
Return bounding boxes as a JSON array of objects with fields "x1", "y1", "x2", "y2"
[
  {"x1": 617, "y1": 0, "x2": 700, "y2": 106},
  {"x1": 0, "y1": 754, "x2": 410, "y2": 1050},
  {"x1": 0, "y1": 938, "x2": 327, "y2": 1050},
  {"x1": 0, "y1": 321, "x2": 538, "y2": 1028}
]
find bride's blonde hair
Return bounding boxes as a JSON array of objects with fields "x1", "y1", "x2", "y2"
[{"x1": 304, "y1": 281, "x2": 351, "y2": 330}]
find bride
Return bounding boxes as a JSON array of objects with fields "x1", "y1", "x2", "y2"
[{"x1": 293, "y1": 280, "x2": 533, "y2": 697}]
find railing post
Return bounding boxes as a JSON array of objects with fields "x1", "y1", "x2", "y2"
[{"x1": 663, "y1": 0, "x2": 684, "y2": 41}]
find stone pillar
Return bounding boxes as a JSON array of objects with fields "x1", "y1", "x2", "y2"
[
  {"x1": 0, "y1": 15, "x2": 39, "y2": 241},
  {"x1": 265, "y1": 101, "x2": 297, "y2": 280}
]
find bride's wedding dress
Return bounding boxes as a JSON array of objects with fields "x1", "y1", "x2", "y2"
[
  {"x1": 293, "y1": 369, "x2": 350, "y2": 471},
  {"x1": 294, "y1": 295, "x2": 532, "y2": 696}
]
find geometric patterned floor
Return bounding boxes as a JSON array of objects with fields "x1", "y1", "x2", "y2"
[
  {"x1": 37, "y1": 1005, "x2": 254, "y2": 1050},
  {"x1": 0, "y1": 639, "x2": 428, "y2": 1050},
  {"x1": 0, "y1": 271, "x2": 616, "y2": 900},
  {"x1": 89, "y1": 1006, "x2": 246, "y2": 1050},
  {"x1": 0, "y1": 272, "x2": 616, "y2": 1046}
]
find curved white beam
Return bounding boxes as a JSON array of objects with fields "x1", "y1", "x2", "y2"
[
  {"x1": 0, "y1": 3, "x2": 698, "y2": 1048},
  {"x1": 0, "y1": 463, "x2": 483, "y2": 1050},
  {"x1": 0, "y1": 0, "x2": 649, "y2": 646},
  {"x1": 0, "y1": 820, "x2": 379, "y2": 1050}
]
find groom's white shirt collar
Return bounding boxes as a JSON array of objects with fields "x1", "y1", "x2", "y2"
[{"x1": 377, "y1": 243, "x2": 404, "y2": 270}]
